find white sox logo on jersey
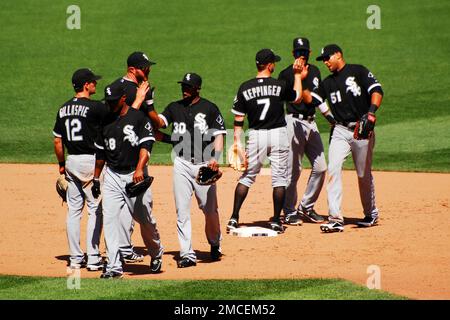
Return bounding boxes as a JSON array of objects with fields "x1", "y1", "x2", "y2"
[
  {"x1": 194, "y1": 113, "x2": 208, "y2": 134},
  {"x1": 313, "y1": 77, "x2": 319, "y2": 90},
  {"x1": 123, "y1": 125, "x2": 139, "y2": 146},
  {"x1": 345, "y1": 77, "x2": 361, "y2": 97},
  {"x1": 144, "y1": 122, "x2": 153, "y2": 132}
]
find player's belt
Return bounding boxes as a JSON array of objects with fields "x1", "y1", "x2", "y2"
[
  {"x1": 110, "y1": 165, "x2": 135, "y2": 174},
  {"x1": 337, "y1": 121, "x2": 357, "y2": 130},
  {"x1": 290, "y1": 113, "x2": 315, "y2": 122}
]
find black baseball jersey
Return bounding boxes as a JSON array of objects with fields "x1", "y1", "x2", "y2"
[
  {"x1": 96, "y1": 108, "x2": 155, "y2": 171},
  {"x1": 109, "y1": 77, "x2": 155, "y2": 114},
  {"x1": 53, "y1": 97, "x2": 108, "y2": 155},
  {"x1": 159, "y1": 97, "x2": 226, "y2": 163},
  {"x1": 278, "y1": 64, "x2": 322, "y2": 116},
  {"x1": 318, "y1": 64, "x2": 383, "y2": 123},
  {"x1": 232, "y1": 77, "x2": 297, "y2": 129}
]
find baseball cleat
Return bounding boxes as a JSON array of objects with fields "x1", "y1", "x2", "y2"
[
  {"x1": 297, "y1": 207, "x2": 325, "y2": 223},
  {"x1": 210, "y1": 245, "x2": 222, "y2": 261},
  {"x1": 226, "y1": 218, "x2": 239, "y2": 233},
  {"x1": 87, "y1": 261, "x2": 104, "y2": 271},
  {"x1": 100, "y1": 271, "x2": 123, "y2": 279},
  {"x1": 122, "y1": 252, "x2": 144, "y2": 263},
  {"x1": 284, "y1": 213, "x2": 303, "y2": 226},
  {"x1": 320, "y1": 221, "x2": 344, "y2": 233},
  {"x1": 69, "y1": 259, "x2": 87, "y2": 269},
  {"x1": 269, "y1": 219, "x2": 285, "y2": 234},
  {"x1": 177, "y1": 257, "x2": 197, "y2": 268},
  {"x1": 150, "y1": 257, "x2": 162, "y2": 273},
  {"x1": 357, "y1": 216, "x2": 378, "y2": 228}
]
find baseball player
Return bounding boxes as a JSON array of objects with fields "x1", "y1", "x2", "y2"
[
  {"x1": 278, "y1": 37, "x2": 335, "y2": 225},
  {"x1": 107, "y1": 51, "x2": 159, "y2": 263},
  {"x1": 315, "y1": 44, "x2": 384, "y2": 232},
  {"x1": 53, "y1": 68, "x2": 107, "y2": 271},
  {"x1": 93, "y1": 81, "x2": 164, "y2": 278},
  {"x1": 227, "y1": 49, "x2": 304, "y2": 234},
  {"x1": 154, "y1": 73, "x2": 226, "y2": 268}
]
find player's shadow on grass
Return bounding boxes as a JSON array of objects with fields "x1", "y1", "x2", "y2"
[
  {"x1": 164, "y1": 250, "x2": 220, "y2": 265},
  {"x1": 344, "y1": 217, "x2": 365, "y2": 227},
  {"x1": 239, "y1": 220, "x2": 291, "y2": 232},
  {"x1": 55, "y1": 255, "x2": 70, "y2": 266}
]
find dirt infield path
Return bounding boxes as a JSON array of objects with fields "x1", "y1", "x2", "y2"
[{"x1": 0, "y1": 164, "x2": 449, "y2": 299}]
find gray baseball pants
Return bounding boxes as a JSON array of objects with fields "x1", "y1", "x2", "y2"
[
  {"x1": 284, "y1": 115, "x2": 327, "y2": 215},
  {"x1": 327, "y1": 124, "x2": 378, "y2": 222},
  {"x1": 65, "y1": 154, "x2": 102, "y2": 265},
  {"x1": 239, "y1": 127, "x2": 289, "y2": 188},
  {"x1": 173, "y1": 157, "x2": 221, "y2": 262},
  {"x1": 102, "y1": 166, "x2": 163, "y2": 274}
]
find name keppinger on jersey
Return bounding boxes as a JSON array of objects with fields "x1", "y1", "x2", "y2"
[{"x1": 242, "y1": 85, "x2": 282, "y2": 101}]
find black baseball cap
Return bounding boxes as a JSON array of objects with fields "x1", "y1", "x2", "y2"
[
  {"x1": 177, "y1": 73, "x2": 202, "y2": 89},
  {"x1": 316, "y1": 44, "x2": 343, "y2": 61},
  {"x1": 104, "y1": 81, "x2": 125, "y2": 101},
  {"x1": 72, "y1": 68, "x2": 101, "y2": 90},
  {"x1": 127, "y1": 51, "x2": 156, "y2": 69},
  {"x1": 293, "y1": 37, "x2": 310, "y2": 51},
  {"x1": 255, "y1": 49, "x2": 281, "y2": 65}
]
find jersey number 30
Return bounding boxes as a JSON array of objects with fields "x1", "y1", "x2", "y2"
[
  {"x1": 64, "y1": 119, "x2": 83, "y2": 141},
  {"x1": 257, "y1": 98, "x2": 270, "y2": 120}
]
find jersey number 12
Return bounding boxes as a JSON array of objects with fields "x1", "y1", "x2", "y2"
[{"x1": 64, "y1": 119, "x2": 83, "y2": 141}]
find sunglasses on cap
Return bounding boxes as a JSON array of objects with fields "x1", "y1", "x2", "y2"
[{"x1": 294, "y1": 49, "x2": 309, "y2": 59}]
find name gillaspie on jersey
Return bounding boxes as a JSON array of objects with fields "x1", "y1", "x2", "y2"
[{"x1": 59, "y1": 104, "x2": 90, "y2": 118}]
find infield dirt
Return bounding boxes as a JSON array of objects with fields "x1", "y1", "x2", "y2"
[{"x1": 0, "y1": 164, "x2": 449, "y2": 299}]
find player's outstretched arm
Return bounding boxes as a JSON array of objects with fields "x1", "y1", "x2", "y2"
[
  {"x1": 292, "y1": 58, "x2": 304, "y2": 104},
  {"x1": 131, "y1": 82, "x2": 149, "y2": 109}
]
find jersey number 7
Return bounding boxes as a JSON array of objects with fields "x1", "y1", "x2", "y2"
[{"x1": 257, "y1": 98, "x2": 270, "y2": 120}]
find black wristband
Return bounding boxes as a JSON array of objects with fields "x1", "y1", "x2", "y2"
[
  {"x1": 368, "y1": 104, "x2": 378, "y2": 114},
  {"x1": 234, "y1": 120, "x2": 244, "y2": 127},
  {"x1": 325, "y1": 114, "x2": 337, "y2": 125},
  {"x1": 58, "y1": 161, "x2": 65, "y2": 168}
]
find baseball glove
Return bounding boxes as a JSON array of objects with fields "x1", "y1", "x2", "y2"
[
  {"x1": 196, "y1": 166, "x2": 223, "y2": 185},
  {"x1": 354, "y1": 113, "x2": 376, "y2": 140},
  {"x1": 228, "y1": 144, "x2": 247, "y2": 172},
  {"x1": 125, "y1": 176, "x2": 154, "y2": 198},
  {"x1": 56, "y1": 174, "x2": 68, "y2": 202}
]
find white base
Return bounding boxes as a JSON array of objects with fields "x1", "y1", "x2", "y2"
[{"x1": 230, "y1": 226, "x2": 278, "y2": 237}]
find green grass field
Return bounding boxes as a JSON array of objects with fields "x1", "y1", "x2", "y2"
[
  {"x1": 0, "y1": 0, "x2": 449, "y2": 171},
  {"x1": 0, "y1": 275, "x2": 404, "y2": 300},
  {"x1": 0, "y1": 0, "x2": 446, "y2": 301}
]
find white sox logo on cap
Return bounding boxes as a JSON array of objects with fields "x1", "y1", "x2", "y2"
[
  {"x1": 298, "y1": 39, "x2": 303, "y2": 45},
  {"x1": 186, "y1": 74, "x2": 191, "y2": 81},
  {"x1": 106, "y1": 87, "x2": 111, "y2": 96},
  {"x1": 142, "y1": 53, "x2": 149, "y2": 61}
]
